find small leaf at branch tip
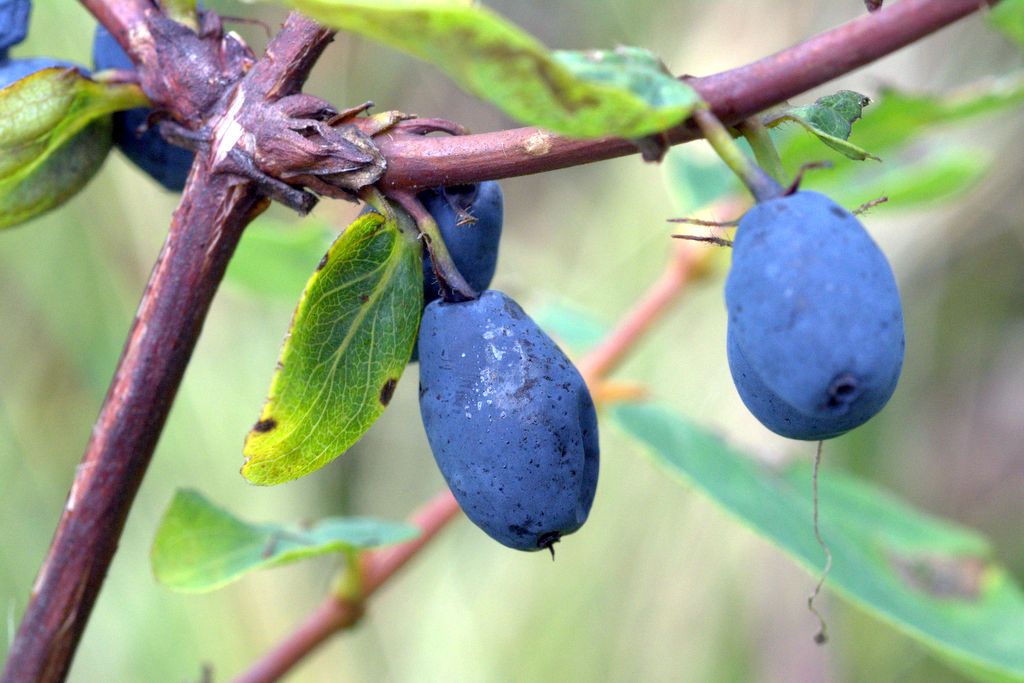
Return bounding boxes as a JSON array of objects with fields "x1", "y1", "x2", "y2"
[{"x1": 765, "y1": 90, "x2": 877, "y2": 162}]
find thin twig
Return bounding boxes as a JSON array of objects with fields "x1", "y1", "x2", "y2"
[
  {"x1": 738, "y1": 117, "x2": 787, "y2": 186},
  {"x1": 577, "y1": 242, "x2": 708, "y2": 384},
  {"x1": 667, "y1": 217, "x2": 739, "y2": 228},
  {"x1": 853, "y1": 196, "x2": 889, "y2": 215},
  {"x1": 807, "y1": 440, "x2": 833, "y2": 645},
  {"x1": 233, "y1": 490, "x2": 462, "y2": 683},
  {"x1": 671, "y1": 234, "x2": 734, "y2": 248}
]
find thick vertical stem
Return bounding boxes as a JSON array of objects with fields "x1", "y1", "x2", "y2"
[
  {"x1": 3, "y1": 11, "x2": 337, "y2": 683},
  {"x1": 1, "y1": 168, "x2": 266, "y2": 683}
]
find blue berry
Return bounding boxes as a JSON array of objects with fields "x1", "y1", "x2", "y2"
[
  {"x1": 420, "y1": 181, "x2": 503, "y2": 304},
  {"x1": 92, "y1": 24, "x2": 194, "y2": 191},
  {"x1": 0, "y1": 0, "x2": 30, "y2": 57},
  {"x1": 418, "y1": 290, "x2": 599, "y2": 551},
  {"x1": 725, "y1": 191, "x2": 904, "y2": 440}
]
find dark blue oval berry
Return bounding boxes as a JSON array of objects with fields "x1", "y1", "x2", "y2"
[
  {"x1": 418, "y1": 290, "x2": 599, "y2": 551},
  {"x1": 725, "y1": 191, "x2": 905, "y2": 440},
  {"x1": 419, "y1": 181, "x2": 503, "y2": 304}
]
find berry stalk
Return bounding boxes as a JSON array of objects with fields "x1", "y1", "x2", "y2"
[
  {"x1": 692, "y1": 107, "x2": 782, "y2": 202},
  {"x1": 738, "y1": 117, "x2": 787, "y2": 187},
  {"x1": 390, "y1": 189, "x2": 478, "y2": 302}
]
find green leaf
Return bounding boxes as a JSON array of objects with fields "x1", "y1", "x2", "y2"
[
  {"x1": 615, "y1": 404, "x2": 1024, "y2": 683},
  {"x1": 275, "y1": 0, "x2": 699, "y2": 138},
  {"x1": 801, "y1": 148, "x2": 991, "y2": 210},
  {"x1": 776, "y1": 72, "x2": 1024, "y2": 166},
  {"x1": 990, "y1": 0, "x2": 1024, "y2": 49},
  {"x1": 766, "y1": 90, "x2": 879, "y2": 161},
  {"x1": 151, "y1": 489, "x2": 420, "y2": 592},
  {"x1": 1, "y1": 119, "x2": 114, "y2": 229},
  {"x1": 0, "y1": 67, "x2": 148, "y2": 229},
  {"x1": 242, "y1": 210, "x2": 423, "y2": 485},
  {"x1": 226, "y1": 217, "x2": 336, "y2": 300}
]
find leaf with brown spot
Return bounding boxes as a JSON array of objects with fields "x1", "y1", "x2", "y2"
[
  {"x1": 764, "y1": 89, "x2": 879, "y2": 161},
  {"x1": 617, "y1": 404, "x2": 1024, "y2": 682},
  {"x1": 252, "y1": 418, "x2": 277, "y2": 433},
  {"x1": 242, "y1": 209, "x2": 422, "y2": 485}
]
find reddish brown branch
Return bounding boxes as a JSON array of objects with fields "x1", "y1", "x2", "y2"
[
  {"x1": 78, "y1": 0, "x2": 149, "y2": 54},
  {"x1": 233, "y1": 490, "x2": 463, "y2": 683},
  {"x1": 1, "y1": 12, "x2": 335, "y2": 683},
  {"x1": 378, "y1": 0, "x2": 992, "y2": 189},
  {"x1": 0, "y1": 168, "x2": 267, "y2": 683},
  {"x1": 361, "y1": 489, "x2": 463, "y2": 593}
]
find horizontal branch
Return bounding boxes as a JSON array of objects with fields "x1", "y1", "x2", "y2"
[{"x1": 378, "y1": 0, "x2": 991, "y2": 189}]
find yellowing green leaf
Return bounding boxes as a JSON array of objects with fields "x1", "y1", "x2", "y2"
[
  {"x1": 616, "y1": 404, "x2": 1024, "y2": 683},
  {"x1": 242, "y1": 210, "x2": 423, "y2": 485},
  {"x1": 162, "y1": 0, "x2": 200, "y2": 30},
  {"x1": 275, "y1": 0, "x2": 699, "y2": 138},
  {"x1": 0, "y1": 67, "x2": 148, "y2": 229},
  {"x1": 151, "y1": 489, "x2": 419, "y2": 592},
  {"x1": 1, "y1": 119, "x2": 114, "y2": 229}
]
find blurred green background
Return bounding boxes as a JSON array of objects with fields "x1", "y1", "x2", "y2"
[{"x1": 2, "y1": 1, "x2": 1023, "y2": 681}]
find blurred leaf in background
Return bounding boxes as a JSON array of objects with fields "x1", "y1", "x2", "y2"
[
  {"x1": 616, "y1": 404, "x2": 1024, "y2": 683},
  {"x1": 225, "y1": 216, "x2": 336, "y2": 301},
  {"x1": 272, "y1": 0, "x2": 700, "y2": 137},
  {"x1": 151, "y1": 489, "x2": 418, "y2": 592}
]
